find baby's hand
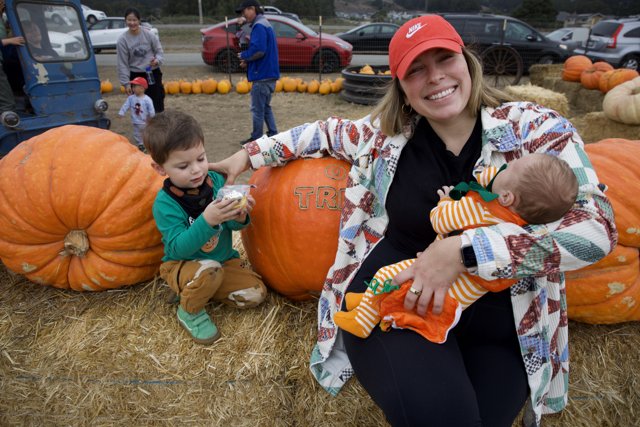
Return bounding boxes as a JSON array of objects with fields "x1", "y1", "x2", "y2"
[
  {"x1": 202, "y1": 198, "x2": 242, "y2": 227},
  {"x1": 437, "y1": 185, "x2": 454, "y2": 200}
]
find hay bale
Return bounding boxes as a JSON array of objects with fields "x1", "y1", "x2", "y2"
[
  {"x1": 571, "y1": 112, "x2": 640, "y2": 143},
  {"x1": 529, "y1": 63, "x2": 563, "y2": 86},
  {"x1": 505, "y1": 84, "x2": 569, "y2": 116},
  {"x1": 2, "y1": 236, "x2": 640, "y2": 426},
  {"x1": 573, "y1": 89, "x2": 605, "y2": 114}
]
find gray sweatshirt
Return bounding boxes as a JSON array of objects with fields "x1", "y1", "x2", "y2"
[{"x1": 116, "y1": 29, "x2": 164, "y2": 86}]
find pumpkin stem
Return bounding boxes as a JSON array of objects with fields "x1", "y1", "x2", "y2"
[
  {"x1": 632, "y1": 87, "x2": 640, "y2": 95},
  {"x1": 63, "y1": 230, "x2": 90, "y2": 257}
]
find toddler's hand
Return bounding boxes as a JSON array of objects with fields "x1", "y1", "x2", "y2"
[
  {"x1": 202, "y1": 198, "x2": 242, "y2": 227},
  {"x1": 437, "y1": 185, "x2": 454, "y2": 200},
  {"x1": 232, "y1": 195, "x2": 255, "y2": 222}
]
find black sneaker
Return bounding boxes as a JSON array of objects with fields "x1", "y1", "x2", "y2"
[{"x1": 240, "y1": 137, "x2": 254, "y2": 146}]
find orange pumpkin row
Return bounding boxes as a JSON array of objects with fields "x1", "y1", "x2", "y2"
[{"x1": 561, "y1": 55, "x2": 639, "y2": 92}]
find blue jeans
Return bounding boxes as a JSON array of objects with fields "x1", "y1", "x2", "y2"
[{"x1": 250, "y1": 80, "x2": 277, "y2": 140}]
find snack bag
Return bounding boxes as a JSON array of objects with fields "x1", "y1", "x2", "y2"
[{"x1": 216, "y1": 184, "x2": 253, "y2": 209}]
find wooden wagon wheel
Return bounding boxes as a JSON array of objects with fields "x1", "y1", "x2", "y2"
[{"x1": 481, "y1": 45, "x2": 523, "y2": 88}]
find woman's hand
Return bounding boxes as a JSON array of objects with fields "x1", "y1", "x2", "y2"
[
  {"x1": 2, "y1": 36, "x2": 25, "y2": 46},
  {"x1": 208, "y1": 149, "x2": 252, "y2": 185},
  {"x1": 125, "y1": 84, "x2": 132, "y2": 95},
  {"x1": 393, "y1": 236, "x2": 466, "y2": 316}
]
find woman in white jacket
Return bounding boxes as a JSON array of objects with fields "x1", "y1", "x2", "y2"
[{"x1": 211, "y1": 15, "x2": 616, "y2": 427}]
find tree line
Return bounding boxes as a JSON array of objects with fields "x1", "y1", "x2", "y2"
[{"x1": 83, "y1": 0, "x2": 640, "y2": 21}]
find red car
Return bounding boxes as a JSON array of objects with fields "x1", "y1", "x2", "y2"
[{"x1": 201, "y1": 15, "x2": 352, "y2": 73}]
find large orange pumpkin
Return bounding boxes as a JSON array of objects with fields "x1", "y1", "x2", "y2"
[
  {"x1": 585, "y1": 139, "x2": 640, "y2": 247},
  {"x1": 0, "y1": 126, "x2": 165, "y2": 291},
  {"x1": 561, "y1": 55, "x2": 592, "y2": 82},
  {"x1": 241, "y1": 158, "x2": 349, "y2": 301},
  {"x1": 565, "y1": 245, "x2": 640, "y2": 324}
]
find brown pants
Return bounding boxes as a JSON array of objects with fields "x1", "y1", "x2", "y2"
[{"x1": 159, "y1": 258, "x2": 267, "y2": 313}]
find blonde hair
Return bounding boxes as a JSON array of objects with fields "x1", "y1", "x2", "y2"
[
  {"x1": 512, "y1": 154, "x2": 578, "y2": 224},
  {"x1": 370, "y1": 48, "x2": 513, "y2": 136}
]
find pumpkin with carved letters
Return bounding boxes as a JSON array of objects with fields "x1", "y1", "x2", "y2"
[
  {"x1": 241, "y1": 158, "x2": 349, "y2": 301},
  {"x1": 0, "y1": 125, "x2": 164, "y2": 291}
]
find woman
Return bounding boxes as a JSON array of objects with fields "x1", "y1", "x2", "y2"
[
  {"x1": 116, "y1": 8, "x2": 164, "y2": 112},
  {"x1": 210, "y1": 15, "x2": 616, "y2": 427}
]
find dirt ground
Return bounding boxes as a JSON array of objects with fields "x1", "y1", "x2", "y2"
[{"x1": 99, "y1": 63, "x2": 371, "y2": 184}]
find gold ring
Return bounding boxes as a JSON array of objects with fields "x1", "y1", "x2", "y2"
[{"x1": 409, "y1": 287, "x2": 422, "y2": 296}]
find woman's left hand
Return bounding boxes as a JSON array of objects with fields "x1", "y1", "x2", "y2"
[
  {"x1": 393, "y1": 235, "x2": 466, "y2": 316},
  {"x1": 150, "y1": 57, "x2": 158, "y2": 67}
]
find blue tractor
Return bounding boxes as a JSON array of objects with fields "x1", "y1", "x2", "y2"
[{"x1": 1, "y1": 0, "x2": 109, "y2": 154}]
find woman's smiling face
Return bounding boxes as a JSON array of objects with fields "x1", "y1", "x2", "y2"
[{"x1": 398, "y1": 48, "x2": 472, "y2": 126}]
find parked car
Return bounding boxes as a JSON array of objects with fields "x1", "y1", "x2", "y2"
[
  {"x1": 440, "y1": 13, "x2": 570, "y2": 71},
  {"x1": 573, "y1": 18, "x2": 640, "y2": 71},
  {"x1": 44, "y1": 3, "x2": 105, "y2": 26},
  {"x1": 81, "y1": 4, "x2": 106, "y2": 24},
  {"x1": 71, "y1": 17, "x2": 159, "y2": 53},
  {"x1": 201, "y1": 15, "x2": 352, "y2": 73},
  {"x1": 335, "y1": 23, "x2": 399, "y2": 52},
  {"x1": 546, "y1": 27, "x2": 591, "y2": 52},
  {"x1": 48, "y1": 30, "x2": 87, "y2": 59},
  {"x1": 262, "y1": 5, "x2": 301, "y2": 23}
]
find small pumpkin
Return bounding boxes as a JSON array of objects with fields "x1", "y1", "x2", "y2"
[
  {"x1": 201, "y1": 78, "x2": 217, "y2": 94},
  {"x1": 602, "y1": 76, "x2": 640, "y2": 126},
  {"x1": 100, "y1": 79, "x2": 113, "y2": 93},
  {"x1": 179, "y1": 80, "x2": 192, "y2": 94},
  {"x1": 236, "y1": 79, "x2": 250, "y2": 94},
  {"x1": 217, "y1": 79, "x2": 231, "y2": 94},
  {"x1": 283, "y1": 77, "x2": 297, "y2": 92},
  {"x1": 297, "y1": 81, "x2": 308, "y2": 93},
  {"x1": 275, "y1": 79, "x2": 283, "y2": 92},
  {"x1": 599, "y1": 68, "x2": 640, "y2": 93},
  {"x1": 561, "y1": 55, "x2": 592, "y2": 82},
  {"x1": 241, "y1": 158, "x2": 349, "y2": 300},
  {"x1": 318, "y1": 81, "x2": 331, "y2": 95},
  {"x1": 565, "y1": 244, "x2": 640, "y2": 324},
  {"x1": 307, "y1": 79, "x2": 319, "y2": 94},
  {"x1": 165, "y1": 80, "x2": 180, "y2": 95},
  {"x1": 580, "y1": 62, "x2": 614, "y2": 90},
  {"x1": 0, "y1": 126, "x2": 165, "y2": 291},
  {"x1": 191, "y1": 79, "x2": 203, "y2": 94}
]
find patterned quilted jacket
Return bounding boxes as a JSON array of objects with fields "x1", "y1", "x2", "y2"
[{"x1": 245, "y1": 102, "x2": 617, "y2": 425}]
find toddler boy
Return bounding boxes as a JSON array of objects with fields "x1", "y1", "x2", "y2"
[
  {"x1": 119, "y1": 76, "x2": 155, "y2": 151},
  {"x1": 144, "y1": 110, "x2": 267, "y2": 344}
]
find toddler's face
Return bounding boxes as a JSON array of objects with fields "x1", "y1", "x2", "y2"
[
  {"x1": 133, "y1": 84, "x2": 146, "y2": 96},
  {"x1": 158, "y1": 142, "x2": 209, "y2": 189}
]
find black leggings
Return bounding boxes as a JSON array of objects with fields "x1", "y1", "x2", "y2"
[{"x1": 342, "y1": 243, "x2": 529, "y2": 427}]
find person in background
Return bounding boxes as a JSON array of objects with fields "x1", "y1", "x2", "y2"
[
  {"x1": 234, "y1": 0, "x2": 279, "y2": 145},
  {"x1": 117, "y1": 7, "x2": 165, "y2": 113},
  {"x1": 118, "y1": 76, "x2": 155, "y2": 152},
  {"x1": 0, "y1": 0, "x2": 23, "y2": 114},
  {"x1": 210, "y1": 14, "x2": 616, "y2": 427},
  {"x1": 22, "y1": 20, "x2": 56, "y2": 61}
]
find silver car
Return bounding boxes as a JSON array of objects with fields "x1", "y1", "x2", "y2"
[{"x1": 574, "y1": 18, "x2": 640, "y2": 71}]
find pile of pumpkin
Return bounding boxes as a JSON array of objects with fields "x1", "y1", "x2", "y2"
[
  {"x1": 2, "y1": 126, "x2": 639, "y2": 326},
  {"x1": 561, "y1": 55, "x2": 640, "y2": 125},
  {"x1": 100, "y1": 76, "x2": 344, "y2": 96}
]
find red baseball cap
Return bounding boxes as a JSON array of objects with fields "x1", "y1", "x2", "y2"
[
  {"x1": 129, "y1": 76, "x2": 148, "y2": 89},
  {"x1": 389, "y1": 15, "x2": 465, "y2": 80}
]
